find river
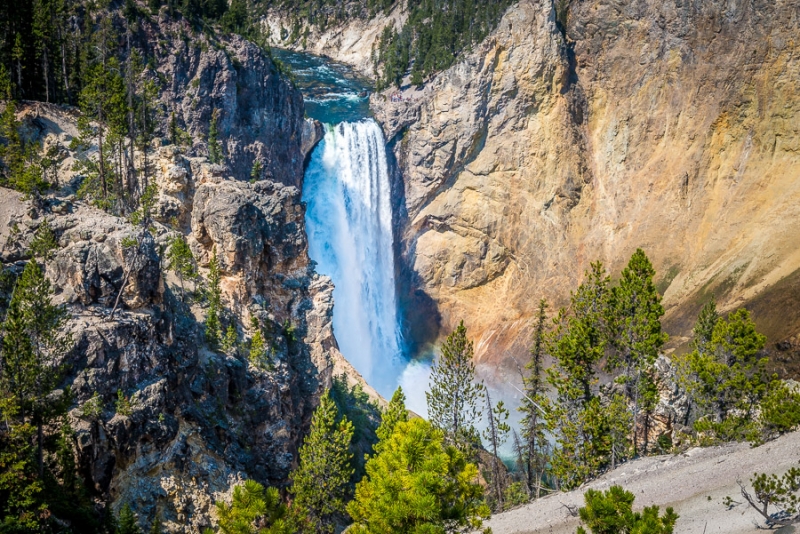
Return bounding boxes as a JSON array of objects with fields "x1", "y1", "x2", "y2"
[{"x1": 273, "y1": 49, "x2": 432, "y2": 414}]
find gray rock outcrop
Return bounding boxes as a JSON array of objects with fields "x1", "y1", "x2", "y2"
[{"x1": 0, "y1": 10, "x2": 338, "y2": 532}]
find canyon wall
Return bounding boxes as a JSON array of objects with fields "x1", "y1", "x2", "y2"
[
  {"x1": 262, "y1": 5, "x2": 406, "y2": 78},
  {"x1": 0, "y1": 7, "x2": 374, "y2": 530},
  {"x1": 365, "y1": 0, "x2": 800, "y2": 374}
]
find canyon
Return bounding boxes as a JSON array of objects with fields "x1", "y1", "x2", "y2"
[
  {"x1": 1, "y1": 0, "x2": 799, "y2": 530},
  {"x1": 267, "y1": 0, "x2": 800, "y2": 379},
  {"x1": 0, "y1": 11, "x2": 376, "y2": 530}
]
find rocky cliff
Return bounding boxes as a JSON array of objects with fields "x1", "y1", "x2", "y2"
[
  {"x1": 362, "y1": 0, "x2": 800, "y2": 373},
  {"x1": 0, "y1": 8, "x2": 371, "y2": 531},
  {"x1": 262, "y1": 5, "x2": 407, "y2": 78}
]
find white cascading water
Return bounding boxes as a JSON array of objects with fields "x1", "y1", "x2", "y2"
[{"x1": 303, "y1": 120, "x2": 407, "y2": 397}]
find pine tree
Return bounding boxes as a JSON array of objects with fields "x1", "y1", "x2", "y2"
[
  {"x1": 149, "y1": 515, "x2": 163, "y2": 534},
  {"x1": 206, "y1": 248, "x2": 222, "y2": 347},
  {"x1": 169, "y1": 112, "x2": 178, "y2": 145},
  {"x1": 607, "y1": 249, "x2": 668, "y2": 455},
  {"x1": 30, "y1": 218, "x2": 58, "y2": 261},
  {"x1": 32, "y1": 0, "x2": 56, "y2": 104},
  {"x1": 426, "y1": 320, "x2": 484, "y2": 451},
  {"x1": 290, "y1": 390, "x2": 353, "y2": 534},
  {"x1": 0, "y1": 396, "x2": 39, "y2": 531},
  {"x1": 0, "y1": 98, "x2": 48, "y2": 194},
  {"x1": 545, "y1": 262, "x2": 612, "y2": 489},
  {"x1": 250, "y1": 160, "x2": 262, "y2": 183},
  {"x1": 548, "y1": 262, "x2": 610, "y2": 405},
  {"x1": 221, "y1": 324, "x2": 238, "y2": 356},
  {"x1": 736, "y1": 463, "x2": 800, "y2": 528},
  {"x1": 0, "y1": 100, "x2": 23, "y2": 182},
  {"x1": 215, "y1": 479, "x2": 292, "y2": 534},
  {"x1": 691, "y1": 298, "x2": 719, "y2": 355},
  {"x1": 374, "y1": 386, "x2": 408, "y2": 453},
  {"x1": 165, "y1": 234, "x2": 196, "y2": 303},
  {"x1": 11, "y1": 34, "x2": 24, "y2": 96},
  {"x1": 347, "y1": 418, "x2": 490, "y2": 534},
  {"x1": 483, "y1": 389, "x2": 510, "y2": 511},
  {"x1": 576, "y1": 485, "x2": 678, "y2": 534},
  {"x1": 520, "y1": 298, "x2": 550, "y2": 498},
  {"x1": 0, "y1": 260, "x2": 71, "y2": 477},
  {"x1": 208, "y1": 108, "x2": 222, "y2": 164},
  {"x1": 606, "y1": 393, "x2": 632, "y2": 470},
  {"x1": 679, "y1": 308, "x2": 771, "y2": 442},
  {"x1": 118, "y1": 503, "x2": 142, "y2": 534},
  {"x1": 76, "y1": 16, "x2": 129, "y2": 212},
  {"x1": 55, "y1": 423, "x2": 77, "y2": 498},
  {"x1": 248, "y1": 317, "x2": 268, "y2": 368}
]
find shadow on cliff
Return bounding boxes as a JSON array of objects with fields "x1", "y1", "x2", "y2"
[
  {"x1": 66, "y1": 277, "x2": 321, "y2": 511},
  {"x1": 385, "y1": 131, "x2": 443, "y2": 358}
]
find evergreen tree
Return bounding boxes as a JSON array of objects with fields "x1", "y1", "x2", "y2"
[
  {"x1": 30, "y1": 218, "x2": 58, "y2": 261},
  {"x1": 250, "y1": 160, "x2": 262, "y2": 183},
  {"x1": 0, "y1": 395, "x2": 40, "y2": 531},
  {"x1": 548, "y1": 262, "x2": 610, "y2": 404},
  {"x1": 149, "y1": 515, "x2": 163, "y2": 534},
  {"x1": 11, "y1": 33, "x2": 24, "y2": 96},
  {"x1": 75, "y1": 15, "x2": 129, "y2": 212},
  {"x1": 0, "y1": 100, "x2": 23, "y2": 184},
  {"x1": 208, "y1": 108, "x2": 223, "y2": 164},
  {"x1": 607, "y1": 249, "x2": 668, "y2": 454},
  {"x1": 576, "y1": 485, "x2": 678, "y2": 534},
  {"x1": 426, "y1": 320, "x2": 484, "y2": 451},
  {"x1": 248, "y1": 316, "x2": 269, "y2": 367},
  {"x1": 118, "y1": 503, "x2": 142, "y2": 534},
  {"x1": 680, "y1": 296, "x2": 718, "y2": 428},
  {"x1": 329, "y1": 375, "x2": 382, "y2": 484},
  {"x1": 206, "y1": 248, "x2": 222, "y2": 347},
  {"x1": 215, "y1": 479, "x2": 292, "y2": 534},
  {"x1": 165, "y1": 234, "x2": 196, "y2": 303},
  {"x1": 691, "y1": 298, "x2": 719, "y2": 355},
  {"x1": 520, "y1": 298, "x2": 550, "y2": 498},
  {"x1": 55, "y1": 422, "x2": 77, "y2": 498},
  {"x1": 221, "y1": 324, "x2": 238, "y2": 356},
  {"x1": 678, "y1": 308, "x2": 771, "y2": 442},
  {"x1": 347, "y1": 418, "x2": 490, "y2": 534},
  {"x1": 169, "y1": 112, "x2": 179, "y2": 146},
  {"x1": 483, "y1": 389, "x2": 510, "y2": 511},
  {"x1": 0, "y1": 260, "x2": 71, "y2": 478},
  {"x1": 374, "y1": 386, "x2": 408, "y2": 452},
  {"x1": 0, "y1": 98, "x2": 48, "y2": 194},
  {"x1": 757, "y1": 381, "x2": 800, "y2": 440},
  {"x1": 736, "y1": 463, "x2": 800, "y2": 528},
  {"x1": 545, "y1": 262, "x2": 613, "y2": 488},
  {"x1": 290, "y1": 390, "x2": 353, "y2": 534},
  {"x1": 606, "y1": 393, "x2": 633, "y2": 470}
]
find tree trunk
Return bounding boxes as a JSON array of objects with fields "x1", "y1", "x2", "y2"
[
  {"x1": 61, "y1": 38, "x2": 70, "y2": 104},
  {"x1": 126, "y1": 29, "x2": 137, "y2": 204},
  {"x1": 98, "y1": 120, "x2": 107, "y2": 200},
  {"x1": 37, "y1": 422, "x2": 44, "y2": 478},
  {"x1": 43, "y1": 49, "x2": 50, "y2": 103},
  {"x1": 526, "y1": 413, "x2": 537, "y2": 496}
]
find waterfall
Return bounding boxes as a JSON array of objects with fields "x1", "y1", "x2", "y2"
[{"x1": 303, "y1": 120, "x2": 405, "y2": 396}]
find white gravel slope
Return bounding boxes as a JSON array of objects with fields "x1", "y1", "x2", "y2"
[{"x1": 487, "y1": 431, "x2": 800, "y2": 534}]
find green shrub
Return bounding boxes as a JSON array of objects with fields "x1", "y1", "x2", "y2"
[{"x1": 576, "y1": 485, "x2": 678, "y2": 534}]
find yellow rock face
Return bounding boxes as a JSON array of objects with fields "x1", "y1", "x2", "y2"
[{"x1": 373, "y1": 0, "x2": 800, "y2": 367}]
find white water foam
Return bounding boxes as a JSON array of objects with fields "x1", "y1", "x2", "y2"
[{"x1": 303, "y1": 120, "x2": 407, "y2": 397}]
